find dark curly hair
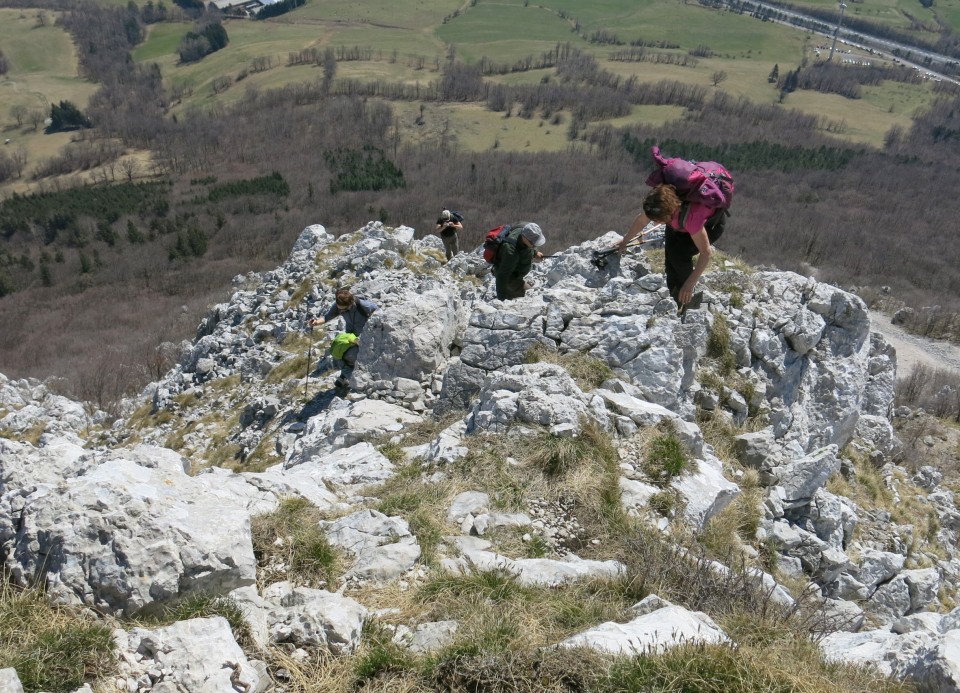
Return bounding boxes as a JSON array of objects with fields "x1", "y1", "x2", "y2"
[
  {"x1": 642, "y1": 184, "x2": 682, "y2": 223},
  {"x1": 335, "y1": 287, "x2": 354, "y2": 309}
]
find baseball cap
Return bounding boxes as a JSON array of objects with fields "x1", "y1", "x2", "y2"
[{"x1": 520, "y1": 223, "x2": 545, "y2": 247}]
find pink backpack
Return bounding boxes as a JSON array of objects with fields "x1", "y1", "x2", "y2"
[{"x1": 645, "y1": 146, "x2": 734, "y2": 210}]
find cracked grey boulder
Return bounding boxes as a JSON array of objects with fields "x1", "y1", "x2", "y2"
[
  {"x1": 114, "y1": 617, "x2": 269, "y2": 692},
  {"x1": 264, "y1": 582, "x2": 366, "y2": 654},
  {"x1": 353, "y1": 288, "x2": 465, "y2": 389},
  {"x1": 0, "y1": 445, "x2": 257, "y2": 616},
  {"x1": 228, "y1": 582, "x2": 366, "y2": 654},
  {"x1": 0, "y1": 669, "x2": 23, "y2": 693},
  {"x1": 671, "y1": 452, "x2": 740, "y2": 530},
  {"x1": 287, "y1": 399, "x2": 423, "y2": 453},
  {"x1": 820, "y1": 629, "x2": 936, "y2": 681},
  {"x1": 392, "y1": 620, "x2": 459, "y2": 654},
  {"x1": 321, "y1": 509, "x2": 421, "y2": 581},
  {"x1": 442, "y1": 536, "x2": 623, "y2": 587},
  {"x1": 772, "y1": 445, "x2": 840, "y2": 509},
  {"x1": 282, "y1": 441, "x2": 396, "y2": 494},
  {"x1": 440, "y1": 301, "x2": 554, "y2": 410},
  {"x1": 467, "y1": 363, "x2": 595, "y2": 434}
]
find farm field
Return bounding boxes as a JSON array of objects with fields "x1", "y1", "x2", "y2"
[
  {"x1": 124, "y1": 0, "x2": 940, "y2": 152},
  {"x1": 0, "y1": 9, "x2": 100, "y2": 192},
  {"x1": 0, "y1": 0, "x2": 948, "y2": 193}
]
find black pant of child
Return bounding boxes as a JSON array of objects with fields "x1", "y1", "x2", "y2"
[
  {"x1": 664, "y1": 213, "x2": 726, "y2": 304},
  {"x1": 336, "y1": 345, "x2": 359, "y2": 386}
]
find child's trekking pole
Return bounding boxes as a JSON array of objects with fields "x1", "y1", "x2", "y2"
[{"x1": 304, "y1": 323, "x2": 314, "y2": 398}]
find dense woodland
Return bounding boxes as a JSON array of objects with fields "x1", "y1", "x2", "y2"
[{"x1": 1, "y1": 0, "x2": 960, "y2": 409}]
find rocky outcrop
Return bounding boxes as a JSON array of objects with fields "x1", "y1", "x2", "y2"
[{"x1": 0, "y1": 220, "x2": 947, "y2": 691}]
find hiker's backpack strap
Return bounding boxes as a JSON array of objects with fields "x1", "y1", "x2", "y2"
[
  {"x1": 354, "y1": 298, "x2": 377, "y2": 319},
  {"x1": 678, "y1": 202, "x2": 690, "y2": 231}
]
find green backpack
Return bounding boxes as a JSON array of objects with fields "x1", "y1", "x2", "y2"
[{"x1": 331, "y1": 332, "x2": 359, "y2": 359}]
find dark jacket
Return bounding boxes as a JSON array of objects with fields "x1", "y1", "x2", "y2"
[
  {"x1": 323, "y1": 298, "x2": 378, "y2": 335},
  {"x1": 494, "y1": 224, "x2": 535, "y2": 300}
]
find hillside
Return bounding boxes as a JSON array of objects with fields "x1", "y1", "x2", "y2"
[
  {"x1": 1, "y1": 0, "x2": 960, "y2": 418},
  {"x1": 1, "y1": 222, "x2": 959, "y2": 691}
]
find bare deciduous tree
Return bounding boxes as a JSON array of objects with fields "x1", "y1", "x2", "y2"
[
  {"x1": 711, "y1": 70, "x2": 728, "y2": 86},
  {"x1": 28, "y1": 109, "x2": 45, "y2": 131},
  {"x1": 10, "y1": 104, "x2": 27, "y2": 127},
  {"x1": 212, "y1": 75, "x2": 232, "y2": 94},
  {"x1": 119, "y1": 157, "x2": 140, "y2": 182},
  {"x1": 12, "y1": 146, "x2": 27, "y2": 178}
]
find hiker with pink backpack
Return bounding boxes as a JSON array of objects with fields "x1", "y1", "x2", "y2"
[{"x1": 616, "y1": 147, "x2": 734, "y2": 310}]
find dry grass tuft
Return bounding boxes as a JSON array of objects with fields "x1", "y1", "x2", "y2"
[{"x1": 525, "y1": 343, "x2": 614, "y2": 391}]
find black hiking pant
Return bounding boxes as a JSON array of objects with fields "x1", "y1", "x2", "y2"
[
  {"x1": 664, "y1": 212, "x2": 726, "y2": 304},
  {"x1": 337, "y1": 345, "x2": 358, "y2": 384}
]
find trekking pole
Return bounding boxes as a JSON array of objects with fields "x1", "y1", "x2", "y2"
[
  {"x1": 304, "y1": 323, "x2": 314, "y2": 399},
  {"x1": 591, "y1": 225, "x2": 667, "y2": 269}
]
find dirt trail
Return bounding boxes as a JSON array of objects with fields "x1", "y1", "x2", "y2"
[{"x1": 868, "y1": 310, "x2": 960, "y2": 379}]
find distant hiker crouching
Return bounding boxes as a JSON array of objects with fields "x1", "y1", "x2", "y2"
[
  {"x1": 309, "y1": 287, "x2": 377, "y2": 390},
  {"x1": 492, "y1": 222, "x2": 545, "y2": 300},
  {"x1": 435, "y1": 209, "x2": 465, "y2": 262}
]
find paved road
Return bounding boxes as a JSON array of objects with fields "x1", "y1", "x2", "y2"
[{"x1": 734, "y1": 0, "x2": 960, "y2": 85}]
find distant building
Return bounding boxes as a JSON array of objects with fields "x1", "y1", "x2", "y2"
[{"x1": 209, "y1": 0, "x2": 283, "y2": 18}]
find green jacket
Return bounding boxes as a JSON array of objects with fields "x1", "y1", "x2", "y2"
[{"x1": 494, "y1": 223, "x2": 535, "y2": 300}]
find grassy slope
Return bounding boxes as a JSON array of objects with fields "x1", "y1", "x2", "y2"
[{"x1": 0, "y1": 9, "x2": 99, "y2": 191}]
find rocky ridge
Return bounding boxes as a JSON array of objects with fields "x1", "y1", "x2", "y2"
[{"x1": 1, "y1": 222, "x2": 959, "y2": 691}]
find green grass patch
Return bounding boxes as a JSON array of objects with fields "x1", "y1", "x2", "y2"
[
  {"x1": 372, "y1": 460, "x2": 452, "y2": 566},
  {"x1": 438, "y1": 3, "x2": 584, "y2": 65},
  {"x1": 265, "y1": 333, "x2": 325, "y2": 385},
  {"x1": 294, "y1": 0, "x2": 461, "y2": 31},
  {"x1": 285, "y1": 278, "x2": 313, "y2": 308},
  {"x1": 707, "y1": 312, "x2": 737, "y2": 376},
  {"x1": 352, "y1": 621, "x2": 415, "y2": 687},
  {"x1": 251, "y1": 497, "x2": 343, "y2": 588},
  {"x1": 0, "y1": 9, "x2": 100, "y2": 194},
  {"x1": 524, "y1": 417, "x2": 618, "y2": 478},
  {"x1": 0, "y1": 582, "x2": 115, "y2": 692},
  {"x1": 641, "y1": 426, "x2": 690, "y2": 485},
  {"x1": 131, "y1": 21, "x2": 193, "y2": 62},
  {"x1": 600, "y1": 639, "x2": 910, "y2": 693}
]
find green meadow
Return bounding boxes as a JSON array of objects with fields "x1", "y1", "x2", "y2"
[
  {"x1": 0, "y1": 9, "x2": 100, "y2": 192},
  {"x1": 292, "y1": 0, "x2": 462, "y2": 29},
  {"x1": 3, "y1": 0, "x2": 947, "y2": 171},
  {"x1": 0, "y1": 9, "x2": 97, "y2": 111}
]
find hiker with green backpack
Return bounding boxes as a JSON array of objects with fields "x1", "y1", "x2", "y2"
[{"x1": 309, "y1": 287, "x2": 378, "y2": 392}]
